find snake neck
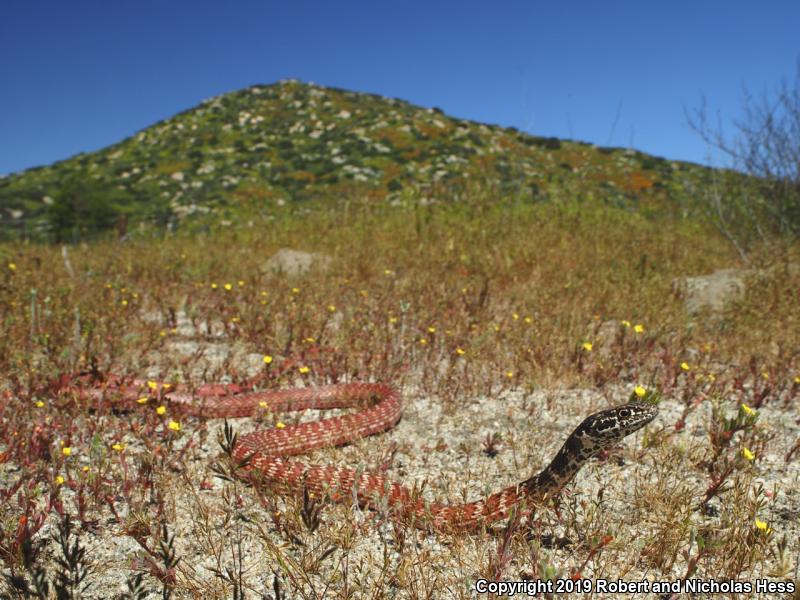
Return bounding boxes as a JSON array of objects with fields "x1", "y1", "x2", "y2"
[{"x1": 519, "y1": 427, "x2": 600, "y2": 502}]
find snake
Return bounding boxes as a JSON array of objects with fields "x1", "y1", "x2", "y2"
[{"x1": 62, "y1": 375, "x2": 658, "y2": 532}]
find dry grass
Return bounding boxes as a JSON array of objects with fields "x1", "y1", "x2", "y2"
[{"x1": 1, "y1": 196, "x2": 798, "y2": 598}]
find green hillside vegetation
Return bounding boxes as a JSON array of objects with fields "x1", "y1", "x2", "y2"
[{"x1": 1, "y1": 79, "x2": 725, "y2": 242}]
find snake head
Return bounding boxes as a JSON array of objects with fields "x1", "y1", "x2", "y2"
[{"x1": 580, "y1": 402, "x2": 659, "y2": 445}]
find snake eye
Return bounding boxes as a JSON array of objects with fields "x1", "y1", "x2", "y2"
[{"x1": 619, "y1": 408, "x2": 631, "y2": 418}]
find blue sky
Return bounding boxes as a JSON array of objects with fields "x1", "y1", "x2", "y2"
[{"x1": 1, "y1": 0, "x2": 798, "y2": 176}]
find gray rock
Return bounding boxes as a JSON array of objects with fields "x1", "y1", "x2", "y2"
[
  {"x1": 673, "y1": 268, "x2": 750, "y2": 314},
  {"x1": 261, "y1": 248, "x2": 332, "y2": 276}
]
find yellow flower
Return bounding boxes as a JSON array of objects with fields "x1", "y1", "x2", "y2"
[
  {"x1": 505, "y1": 371, "x2": 514, "y2": 379},
  {"x1": 755, "y1": 519, "x2": 771, "y2": 533},
  {"x1": 147, "y1": 380, "x2": 158, "y2": 390},
  {"x1": 384, "y1": 269, "x2": 393, "y2": 275},
  {"x1": 263, "y1": 355, "x2": 273, "y2": 364},
  {"x1": 634, "y1": 386, "x2": 646, "y2": 398},
  {"x1": 156, "y1": 405, "x2": 167, "y2": 415},
  {"x1": 742, "y1": 447, "x2": 755, "y2": 461},
  {"x1": 418, "y1": 338, "x2": 427, "y2": 346},
  {"x1": 168, "y1": 420, "x2": 181, "y2": 431},
  {"x1": 291, "y1": 287, "x2": 300, "y2": 294},
  {"x1": 512, "y1": 313, "x2": 519, "y2": 320},
  {"x1": 298, "y1": 366, "x2": 310, "y2": 374},
  {"x1": 427, "y1": 326, "x2": 436, "y2": 333},
  {"x1": 680, "y1": 362, "x2": 691, "y2": 371},
  {"x1": 82, "y1": 466, "x2": 89, "y2": 473},
  {"x1": 159, "y1": 330, "x2": 167, "y2": 337},
  {"x1": 634, "y1": 324, "x2": 644, "y2": 333},
  {"x1": 455, "y1": 348, "x2": 466, "y2": 356},
  {"x1": 258, "y1": 401, "x2": 268, "y2": 409},
  {"x1": 121, "y1": 300, "x2": 128, "y2": 306},
  {"x1": 304, "y1": 337, "x2": 315, "y2": 343},
  {"x1": 276, "y1": 422, "x2": 286, "y2": 429},
  {"x1": 211, "y1": 283, "x2": 218, "y2": 290},
  {"x1": 327, "y1": 305, "x2": 336, "y2": 313},
  {"x1": 238, "y1": 280, "x2": 245, "y2": 287},
  {"x1": 621, "y1": 320, "x2": 631, "y2": 327},
  {"x1": 524, "y1": 316, "x2": 532, "y2": 324},
  {"x1": 35, "y1": 401, "x2": 45, "y2": 408},
  {"x1": 112, "y1": 443, "x2": 125, "y2": 451},
  {"x1": 388, "y1": 316, "x2": 398, "y2": 324},
  {"x1": 794, "y1": 375, "x2": 800, "y2": 384},
  {"x1": 741, "y1": 403, "x2": 755, "y2": 415},
  {"x1": 137, "y1": 397, "x2": 149, "y2": 405},
  {"x1": 224, "y1": 283, "x2": 232, "y2": 291},
  {"x1": 761, "y1": 372, "x2": 769, "y2": 380},
  {"x1": 62, "y1": 447, "x2": 72, "y2": 457},
  {"x1": 582, "y1": 342, "x2": 593, "y2": 352},
  {"x1": 55, "y1": 475, "x2": 65, "y2": 485},
  {"x1": 8, "y1": 263, "x2": 17, "y2": 271}
]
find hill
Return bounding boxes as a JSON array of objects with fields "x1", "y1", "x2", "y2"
[{"x1": 0, "y1": 79, "x2": 713, "y2": 241}]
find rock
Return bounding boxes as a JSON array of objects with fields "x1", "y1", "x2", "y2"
[
  {"x1": 673, "y1": 268, "x2": 750, "y2": 314},
  {"x1": 262, "y1": 248, "x2": 332, "y2": 276}
]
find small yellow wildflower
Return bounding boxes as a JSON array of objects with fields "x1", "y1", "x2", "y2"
[
  {"x1": 634, "y1": 386, "x2": 646, "y2": 398},
  {"x1": 582, "y1": 342, "x2": 593, "y2": 352},
  {"x1": 162, "y1": 383, "x2": 171, "y2": 390},
  {"x1": 159, "y1": 330, "x2": 167, "y2": 337},
  {"x1": 304, "y1": 337, "x2": 315, "y2": 343},
  {"x1": 755, "y1": 519, "x2": 771, "y2": 533},
  {"x1": 360, "y1": 290, "x2": 368, "y2": 297},
  {"x1": 55, "y1": 475, "x2": 65, "y2": 485},
  {"x1": 621, "y1": 320, "x2": 631, "y2": 327},
  {"x1": 524, "y1": 316, "x2": 532, "y2": 324},
  {"x1": 298, "y1": 366, "x2": 310, "y2": 374},
  {"x1": 8, "y1": 263, "x2": 17, "y2": 271},
  {"x1": 794, "y1": 375, "x2": 800, "y2": 384},
  {"x1": 224, "y1": 283, "x2": 232, "y2": 291},
  {"x1": 137, "y1": 397, "x2": 149, "y2": 405},
  {"x1": 291, "y1": 287, "x2": 300, "y2": 294},
  {"x1": 419, "y1": 338, "x2": 428, "y2": 346},
  {"x1": 112, "y1": 444, "x2": 125, "y2": 452},
  {"x1": 761, "y1": 372, "x2": 769, "y2": 380},
  {"x1": 455, "y1": 348, "x2": 466, "y2": 356},
  {"x1": 427, "y1": 326, "x2": 436, "y2": 333},
  {"x1": 238, "y1": 280, "x2": 245, "y2": 287},
  {"x1": 505, "y1": 371, "x2": 514, "y2": 379},
  {"x1": 82, "y1": 466, "x2": 89, "y2": 473},
  {"x1": 742, "y1": 447, "x2": 755, "y2": 461},
  {"x1": 276, "y1": 422, "x2": 286, "y2": 429},
  {"x1": 512, "y1": 313, "x2": 519, "y2": 320},
  {"x1": 156, "y1": 405, "x2": 167, "y2": 415},
  {"x1": 388, "y1": 316, "x2": 398, "y2": 324},
  {"x1": 259, "y1": 401, "x2": 268, "y2": 409},
  {"x1": 384, "y1": 269, "x2": 393, "y2": 275},
  {"x1": 121, "y1": 300, "x2": 128, "y2": 306},
  {"x1": 263, "y1": 355, "x2": 273, "y2": 364},
  {"x1": 35, "y1": 401, "x2": 44, "y2": 408},
  {"x1": 168, "y1": 420, "x2": 181, "y2": 432},
  {"x1": 634, "y1": 324, "x2": 644, "y2": 334},
  {"x1": 211, "y1": 283, "x2": 218, "y2": 290},
  {"x1": 708, "y1": 373, "x2": 716, "y2": 382},
  {"x1": 62, "y1": 447, "x2": 72, "y2": 457},
  {"x1": 741, "y1": 403, "x2": 755, "y2": 416},
  {"x1": 680, "y1": 362, "x2": 691, "y2": 371},
  {"x1": 494, "y1": 325, "x2": 500, "y2": 332},
  {"x1": 327, "y1": 305, "x2": 336, "y2": 313},
  {"x1": 261, "y1": 291, "x2": 268, "y2": 297},
  {"x1": 147, "y1": 380, "x2": 158, "y2": 390}
]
